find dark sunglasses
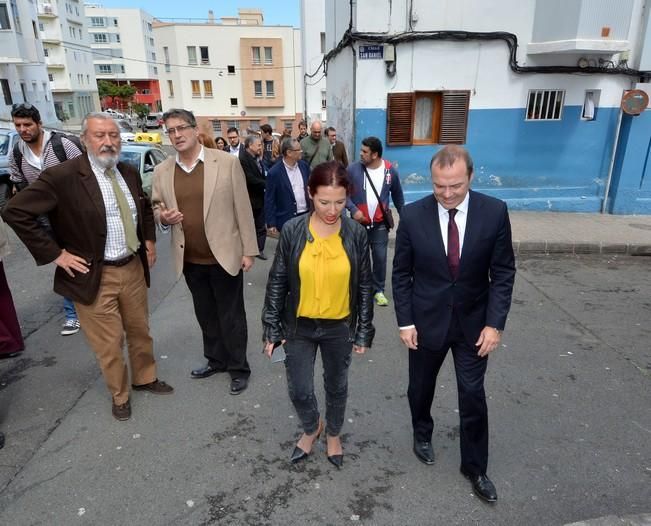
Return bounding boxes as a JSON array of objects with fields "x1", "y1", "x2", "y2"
[{"x1": 12, "y1": 103, "x2": 34, "y2": 111}]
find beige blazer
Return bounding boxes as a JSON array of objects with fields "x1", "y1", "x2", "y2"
[{"x1": 152, "y1": 147, "x2": 258, "y2": 278}]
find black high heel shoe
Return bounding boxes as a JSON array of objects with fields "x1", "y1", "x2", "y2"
[
  {"x1": 290, "y1": 420, "x2": 324, "y2": 464},
  {"x1": 326, "y1": 435, "x2": 343, "y2": 469}
]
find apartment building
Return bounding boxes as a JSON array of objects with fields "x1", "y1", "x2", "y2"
[
  {"x1": 154, "y1": 8, "x2": 303, "y2": 136},
  {"x1": 85, "y1": 5, "x2": 161, "y2": 112},
  {"x1": 0, "y1": 0, "x2": 57, "y2": 125},
  {"x1": 300, "y1": 0, "x2": 327, "y2": 123},
  {"x1": 37, "y1": 0, "x2": 98, "y2": 126}
]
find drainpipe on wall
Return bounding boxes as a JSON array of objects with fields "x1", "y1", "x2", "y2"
[
  {"x1": 350, "y1": 0, "x2": 357, "y2": 161},
  {"x1": 601, "y1": 92, "x2": 626, "y2": 214}
]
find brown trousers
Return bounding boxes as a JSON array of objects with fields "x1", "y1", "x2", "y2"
[{"x1": 74, "y1": 257, "x2": 157, "y2": 404}]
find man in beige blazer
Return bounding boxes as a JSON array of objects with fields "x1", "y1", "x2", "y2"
[{"x1": 152, "y1": 109, "x2": 258, "y2": 395}]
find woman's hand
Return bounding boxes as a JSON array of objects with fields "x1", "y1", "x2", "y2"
[
  {"x1": 264, "y1": 340, "x2": 286, "y2": 358},
  {"x1": 353, "y1": 345, "x2": 367, "y2": 354}
]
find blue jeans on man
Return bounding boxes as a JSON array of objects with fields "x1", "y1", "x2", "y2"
[{"x1": 367, "y1": 224, "x2": 389, "y2": 294}]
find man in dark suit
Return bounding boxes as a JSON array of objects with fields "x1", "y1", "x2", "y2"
[
  {"x1": 326, "y1": 126, "x2": 349, "y2": 167},
  {"x1": 392, "y1": 145, "x2": 515, "y2": 503},
  {"x1": 2, "y1": 112, "x2": 173, "y2": 422},
  {"x1": 264, "y1": 138, "x2": 310, "y2": 235},
  {"x1": 239, "y1": 135, "x2": 267, "y2": 259}
]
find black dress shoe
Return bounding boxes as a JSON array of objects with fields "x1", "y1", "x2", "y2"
[
  {"x1": 413, "y1": 440, "x2": 435, "y2": 465},
  {"x1": 190, "y1": 364, "x2": 223, "y2": 379},
  {"x1": 327, "y1": 454, "x2": 343, "y2": 469},
  {"x1": 461, "y1": 468, "x2": 497, "y2": 503},
  {"x1": 290, "y1": 446, "x2": 309, "y2": 463},
  {"x1": 256, "y1": 252, "x2": 268, "y2": 260},
  {"x1": 0, "y1": 431, "x2": 5, "y2": 449},
  {"x1": 230, "y1": 377, "x2": 248, "y2": 395}
]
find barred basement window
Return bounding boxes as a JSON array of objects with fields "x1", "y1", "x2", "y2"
[
  {"x1": 212, "y1": 120, "x2": 222, "y2": 134},
  {"x1": 526, "y1": 89, "x2": 565, "y2": 121},
  {"x1": 386, "y1": 91, "x2": 470, "y2": 146}
]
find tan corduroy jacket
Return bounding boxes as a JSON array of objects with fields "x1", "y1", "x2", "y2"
[{"x1": 151, "y1": 147, "x2": 258, "y2": 278}]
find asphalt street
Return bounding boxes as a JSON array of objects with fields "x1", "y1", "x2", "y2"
[{"x1": 0, "y1": 231, "x2": 649, "y2": 525}]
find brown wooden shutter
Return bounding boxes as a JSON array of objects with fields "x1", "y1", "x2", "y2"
[
  {"x1": 439, "y1": 91, "x2": 470, "y2": 144},
  {"x1": 386, "y1": 92, "x2": 414, "y2": 146}
]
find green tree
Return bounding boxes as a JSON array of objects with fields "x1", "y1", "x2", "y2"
[
  {"x1": 97, "y1": 80, "x2": 137, "y2": 111},
  {"x1": 131, "y1": 103, "x2": 150, "y2": 120}
]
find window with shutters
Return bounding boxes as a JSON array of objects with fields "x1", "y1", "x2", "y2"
[
  {"x1": 386, "y1": 91, "x2": 470, "y2": 146},
  {"x1": 191, "y1": 80, "x2": 201, "y2": 98}
]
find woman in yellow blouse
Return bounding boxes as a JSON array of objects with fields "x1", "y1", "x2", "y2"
[{"x1": 262, "y1": 161, "x2": 375, "y2": 468}]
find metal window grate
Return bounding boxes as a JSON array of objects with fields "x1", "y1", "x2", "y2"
[{"x1": 526, "y1": 89, "x2": 565, "y2": 121}]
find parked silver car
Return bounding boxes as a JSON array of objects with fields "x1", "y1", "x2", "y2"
[
  {"x1": 0, "y1": 129, "x2": 20, "y2": 209},
  {"x1": 118, "y1": 143, "x2": 168, "y2": 197}
]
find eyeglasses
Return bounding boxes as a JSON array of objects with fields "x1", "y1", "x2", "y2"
[
  {"x1": 165, "y1": 124, "x2": 195, "y2": 136},
  {"x1": 290, "y1": 148, "x2": 302, "y2": 153},
  {"x1": 12, "y1": 103, "x2": 34, "y2": 110}
]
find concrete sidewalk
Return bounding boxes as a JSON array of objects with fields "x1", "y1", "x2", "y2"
[
  {"x1": 510, "y1": 211, "x2": 651, "y2": 256},
  {"x1": 388, "y1": 209, "x2": 651, "y2": 256}
]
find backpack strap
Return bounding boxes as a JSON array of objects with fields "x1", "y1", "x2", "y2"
[
  {"x1": 49, "y1": 132, "x2": 83, "y2": 163},
  {"x1": 12, "y1": 142, "x2": 24, "y2": 179}
]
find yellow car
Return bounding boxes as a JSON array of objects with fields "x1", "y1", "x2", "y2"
[{"x1": 134, "y1": 132, "x2": 162, "y2": 145}]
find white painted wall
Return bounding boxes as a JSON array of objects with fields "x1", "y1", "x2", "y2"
[{"x1": 300, "y1": 0, "x2": 327, "y2": 122}]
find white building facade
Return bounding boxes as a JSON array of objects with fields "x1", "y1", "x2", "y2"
[
  {"x1": 85, "y1": 5, "x2": 160, "y2": 112},
  {"x1": 37, "y1": 0, "x2": 99, "y2": 126},
  {"x1": 154, "y1": 9, "x2": 303, "y2": 136},
  {"x1": 300, "y1": 0, "x2": 327, "y2": 123},
  {"x1": 326, "y1": 0, "x2": 651, "y2": 214},
  {"x1": 0, "y1": 0, "x2": 57, "y2": 126}
]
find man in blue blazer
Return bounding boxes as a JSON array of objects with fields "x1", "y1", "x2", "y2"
[
  {"x1": 392, "y1": 145, "x2": 515, "y2": 503},
  {"x1": 265, "y1": 138, "x2": 310, "y2": 234}
]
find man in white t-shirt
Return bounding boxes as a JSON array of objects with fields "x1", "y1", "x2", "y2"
[{"x1": 346, "y1": 136, "x2": 404, "y2": 306}]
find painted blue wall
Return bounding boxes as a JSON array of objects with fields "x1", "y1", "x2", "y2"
[
  {"x1": 355, "y1": 106, "x2": 621, "y2": 212},
  {"x1": 608, "y1": 111, "x2": 651, "y2": 214}
]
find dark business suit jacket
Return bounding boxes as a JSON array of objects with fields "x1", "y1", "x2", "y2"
[
  {"x1": 392, "y1": 190, "x2": 515, "y2": 350},
  {"x1": 264, "y1": 159, "x2": 310, "y2": 230},
  {"x1": 239, "y1": 149, "x2": 266, "y2": 210},
  {"x1": 2, "y1": 154, "x2": 155, "y2": 305}
]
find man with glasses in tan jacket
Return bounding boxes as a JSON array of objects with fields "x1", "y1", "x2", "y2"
[{"x1": 152, "y1": 109, "x2": 258, "y2": 395}]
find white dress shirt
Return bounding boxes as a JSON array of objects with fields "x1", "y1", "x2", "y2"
[
  {"x1": 437, "y1": 191, "x2": 470, "y2": 257},
  {"x1": 89, "y1": 157, "x2": 138, "y2": 261},
  {"x1": 176, "y1": 146, "x2": 205, "y2": 173},
  {"x1": 283, "y1": 160, "x2": 307, "y2": 213}
]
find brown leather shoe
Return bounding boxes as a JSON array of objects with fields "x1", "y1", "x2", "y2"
[
  {"x1": 132, "y1": 379, "x2": 174, "y2": 395},
  {"x1": 112, "y1": 399, "x2": 131, "y2": 421}
]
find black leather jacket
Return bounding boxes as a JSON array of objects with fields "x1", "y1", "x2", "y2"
[{"x1": 262, "y1": 213, "x2": 375, "y2": 347}]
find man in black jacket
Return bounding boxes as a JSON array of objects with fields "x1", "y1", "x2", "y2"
[{"x1": 239, "y1": 135, "x2": 267, "y2": 259}]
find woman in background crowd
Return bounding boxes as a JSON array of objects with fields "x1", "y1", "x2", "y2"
[
  {"x1": 198, "y1": 133, "x2": 217, "y2": 149},
  {"x1": 215, "y1": 136, "x2": 227, "y2": 150}
]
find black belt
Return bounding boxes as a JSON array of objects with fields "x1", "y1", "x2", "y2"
[{"x1": 104, "y1": 254, "x2": 136, "y2": 267}]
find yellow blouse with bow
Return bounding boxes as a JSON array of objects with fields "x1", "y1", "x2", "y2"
[{"x1": 297, "y1": 224, "x2": 351, "y2": 319}]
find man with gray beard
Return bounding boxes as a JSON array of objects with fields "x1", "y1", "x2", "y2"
[{"x1": 2, "y1": 113, "x2": 173, "y2": 422}]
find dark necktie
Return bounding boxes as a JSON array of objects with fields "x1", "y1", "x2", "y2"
[{"x1": 447, "y1": 208, "x2": 460, "y2": 280}]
